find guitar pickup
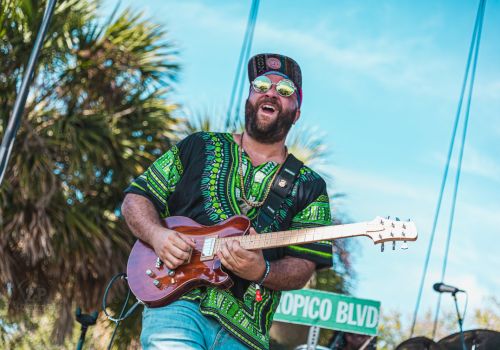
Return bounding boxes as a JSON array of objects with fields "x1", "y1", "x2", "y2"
[{"x1": 200, "y1": 238, "x2": 216, "y2": 261}]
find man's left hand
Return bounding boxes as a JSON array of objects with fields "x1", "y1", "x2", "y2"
[{"x1": 217, "y1": 228, "x2": 266, "y2": 282}]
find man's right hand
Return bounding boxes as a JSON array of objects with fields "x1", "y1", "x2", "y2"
[{"x1": 151, "y1": 228, "x2": 196, "y2": 270}]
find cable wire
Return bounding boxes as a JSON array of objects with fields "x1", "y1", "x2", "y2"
[
  {"x1": 431, "y1": 0, "x2": 486, "y2": 337},
  {"x1": 102, "y1": 273, "x2": 143, "y2": 349},
  {"x1": 232, "y1": 0, "x2": 261, "y2": 129},
  {"x1": 409, "y1": 0, "x2": 487, "y2": 336},
  {"x1": 224, "y1": 0, "x2": 260, "y2": 131}
]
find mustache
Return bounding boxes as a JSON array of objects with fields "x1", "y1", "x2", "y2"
[{"x1": 257, "y1": 97, "x2": 282, "y2": 112}]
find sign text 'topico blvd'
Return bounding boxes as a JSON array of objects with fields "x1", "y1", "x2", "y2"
[{"x1": 273, "y1": 289, "x2": 381, "y2": 336}]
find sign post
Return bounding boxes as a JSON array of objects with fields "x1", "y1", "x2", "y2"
[{"x1": 273, "y1": 289, "x2": 381, "y2": 336}]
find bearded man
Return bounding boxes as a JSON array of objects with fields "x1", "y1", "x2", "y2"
[{"x1": 122, "y1": 53, "x2": 333, "y2": 350}]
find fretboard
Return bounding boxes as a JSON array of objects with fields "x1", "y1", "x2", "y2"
[{"x1": 215, "y1": 222, "x2": 371, "y2": 251}]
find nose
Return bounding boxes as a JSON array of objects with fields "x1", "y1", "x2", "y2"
[{"x1": 263, "y1": 84, "x2": 280, "y2": 99}]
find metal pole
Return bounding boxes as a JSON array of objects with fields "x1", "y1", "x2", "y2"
[
  {"x1": 0, "y1": 0, "x2": 58, "y2": 186},
  {"x1": 452, "y1": 293, "x2": 467, "y2": 350}
]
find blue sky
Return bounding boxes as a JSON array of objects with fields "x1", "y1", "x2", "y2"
[{"x1": 100, "y1": 0, "x2": 500, "y2": 331}]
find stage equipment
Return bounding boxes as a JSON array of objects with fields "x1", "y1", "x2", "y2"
[
  {"x1": 102, "y1": 273, "x2": 143, "y2": 349},
  {"x1": 433, "y1": 282, "x2": 468, "y2": 350},
  {"x1": 433, "y1": 283, "x2": 464, "y2": 294},
  {"x1": 396, "y1": 336, "x2": 445, "y2": 350},
  {"x1": 75, "y1": 307, "x2": 98, "y2": 350},
  {"x1": 437, "y1": 329, "x2": 500, "y2": 350},
  {"x1": 0, "y1": 0, "x2": 57, "y2": 185}
]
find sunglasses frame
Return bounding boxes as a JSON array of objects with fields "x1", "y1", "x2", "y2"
[{"x1": 251, "y1": 75, "x2": 297, "y2": 97}]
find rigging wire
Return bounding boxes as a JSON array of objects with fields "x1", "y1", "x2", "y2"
[
  {"x1": 232, "y1": 0, "x2": 261, "y2": 129},
  {"x1": 409, "y1": 0, "x2": 487, "y2": 337},
  {"x1": 224, "y1": 0, "x2": 260, "y2": 131},
  {"x1": 432, "y1": 0, "x2": 487, "y2": 337},
  {"x1": 0, "y1": 0, "x2": 58, "y2": 186}
]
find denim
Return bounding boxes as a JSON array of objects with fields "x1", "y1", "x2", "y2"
[{"x1": 140, "y1": 300, "x2": 250, "y2": 350}]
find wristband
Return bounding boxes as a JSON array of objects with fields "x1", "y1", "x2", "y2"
[
  {"x1": 255, "y1": 260, "x2": 271, "y2": 302},
  {"x1": 257, "y1": 259, "x2": 271, "y2": 286}
]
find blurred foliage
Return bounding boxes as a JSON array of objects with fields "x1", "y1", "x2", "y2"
[
  {"x1": 0, "y1": 0, "x2": 180, "y2": 346},
  {"x1": 474, "y1": 296, "x2": 500, "y2": 330}
]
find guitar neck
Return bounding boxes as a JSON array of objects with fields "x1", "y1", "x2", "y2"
[{"x1": 215, "y1": 222, "x2": 371, "y2": 251}]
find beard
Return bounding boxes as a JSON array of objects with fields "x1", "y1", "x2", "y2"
[{"x1": 244, "y1": 98, "x2": 296, "y2": 144}]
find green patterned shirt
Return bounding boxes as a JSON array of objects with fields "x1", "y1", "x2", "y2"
[{"x1": 125, "y1": 132, "x2": 333, "y2": 350}]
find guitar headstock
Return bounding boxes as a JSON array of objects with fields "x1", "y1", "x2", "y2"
[{"x1": 366, "y1": 216, "x2": 418, "y2": 250}]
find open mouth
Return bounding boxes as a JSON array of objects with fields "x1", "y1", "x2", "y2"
[{"x1": 259, "y1": 103, "x2": 278, "y2": 116}]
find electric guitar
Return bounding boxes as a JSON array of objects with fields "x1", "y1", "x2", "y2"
[{"x1": 127, "y1": 215, "x2": 417, "y2": 307}]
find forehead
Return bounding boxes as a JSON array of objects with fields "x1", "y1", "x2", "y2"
[{"x1": 259, "y1": 73, "x2": 288, "y2": 83}]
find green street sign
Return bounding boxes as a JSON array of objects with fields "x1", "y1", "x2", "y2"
[{"x1": 273, "y1": 289, "x2": 381, "y2": 336}]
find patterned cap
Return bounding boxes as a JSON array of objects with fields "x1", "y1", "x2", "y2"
[{"x1": 248, "y1": 53, "x2": 303, "y2": 106}]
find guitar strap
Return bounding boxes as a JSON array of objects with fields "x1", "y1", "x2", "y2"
[
  {"x1": 254, "y1": 153, "x2": 303, "y2": 232},
  {"x1": 230, "y1": 154, "x2": 303, "y2": 299}
]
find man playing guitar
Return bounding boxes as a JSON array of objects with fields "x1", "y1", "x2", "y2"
[{"x1": 122, "y1": 53, "x2": 334, "y2": 350}]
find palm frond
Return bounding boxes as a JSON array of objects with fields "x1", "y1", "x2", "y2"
[{"x1": 0, "y1": 0, "x2": 183, "y2": 345}]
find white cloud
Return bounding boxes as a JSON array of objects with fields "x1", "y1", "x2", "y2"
[
  {"x1": 330, "y1": 165, "x2": 435, "y2": 201},
  {"x1": 475, "y1": 79, "x2": 500, "y2": 100},
  {"x1": 142, "y1": 0, "x2": 500, "y2": 105},
  {"x1": 429, "y1": 145, "x2": 500, "y2": 183},
  {"x1": 142, "y1": 1, "x2": 442, "y2": 98}
]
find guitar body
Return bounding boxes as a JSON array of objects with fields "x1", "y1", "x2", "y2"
[{"x1": 126, "y1": 215, "x2": 251, "y2": 307}]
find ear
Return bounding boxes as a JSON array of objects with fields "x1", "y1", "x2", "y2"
[{"x1": 293, "y1": 109, "x2": 301, "y2": 125}]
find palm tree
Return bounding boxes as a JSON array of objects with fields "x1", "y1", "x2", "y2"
[{"x1": 0, "y1": 0, "x2": 181, "y2": 345}]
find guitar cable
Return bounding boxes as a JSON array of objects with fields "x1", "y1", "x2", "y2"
[{"x1": 102, "y1": 273, "x2": 143, "y2": 350}]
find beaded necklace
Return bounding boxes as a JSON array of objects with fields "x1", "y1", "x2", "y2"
[{"x1": 238, "y1": 133, "x2": 287, "y2": 208}]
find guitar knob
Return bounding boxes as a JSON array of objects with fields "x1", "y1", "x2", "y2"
[
  {"x1": 155, "y1": 257, "x2": 163, "y2": 268},
  {"x1": 146, "y1": 269, "x2": 155, "y2": 277},
  {"x1": 153, "y1": 279, "x2": 161, "y2": 288},
  {"x1": 168, "y1": 269, "x2": 175, "y2": 277}
]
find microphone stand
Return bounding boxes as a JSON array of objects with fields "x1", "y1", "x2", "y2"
[
  {"x1": 75, "y1": 307, "x2": 98, "y2": 350},
  {"x1": 451, "y1": 291, "x2": 466, "y2": 350}
]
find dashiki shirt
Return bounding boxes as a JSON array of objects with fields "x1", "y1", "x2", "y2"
[{"x1": 125, "y1": 132, "x2": 333, "y2": 350}]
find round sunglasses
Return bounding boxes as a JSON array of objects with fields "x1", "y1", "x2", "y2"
[{"x1": 251, "y1": 75, "x2": 296, "y2": 97}]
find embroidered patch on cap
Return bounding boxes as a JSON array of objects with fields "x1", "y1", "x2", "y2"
[{"x1": 266, "y1": 57, "x2": 281, "y2": 70}]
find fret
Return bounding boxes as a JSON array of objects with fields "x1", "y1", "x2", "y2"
[{"x1": 217, "y1": 222, "x2": 371, "y2": 252}]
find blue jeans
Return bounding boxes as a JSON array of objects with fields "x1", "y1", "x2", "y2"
[{"x1": 141, "y1": 300, "x2": 250, "y2": 350}]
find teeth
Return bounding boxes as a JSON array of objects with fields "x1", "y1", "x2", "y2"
[{"x1": 262, "y1": 104, "x2": 275, "y2": 111}]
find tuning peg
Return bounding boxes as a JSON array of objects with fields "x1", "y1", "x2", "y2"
[
  {"x1": 392, "y1": 241, "x2": 396, "y2": 250},
  {"x1": 396, "y1": 217, "x2": 400, "y2": 221},
  {"x1": 401, "y1": 241, "x2": 409, "y2": 250},
  {"x1": 380, "y1": 242, "x2": 385, "y2": 252},
  {"x1": 386, "y1": 216, "x2": 390, "y2": 220}
]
